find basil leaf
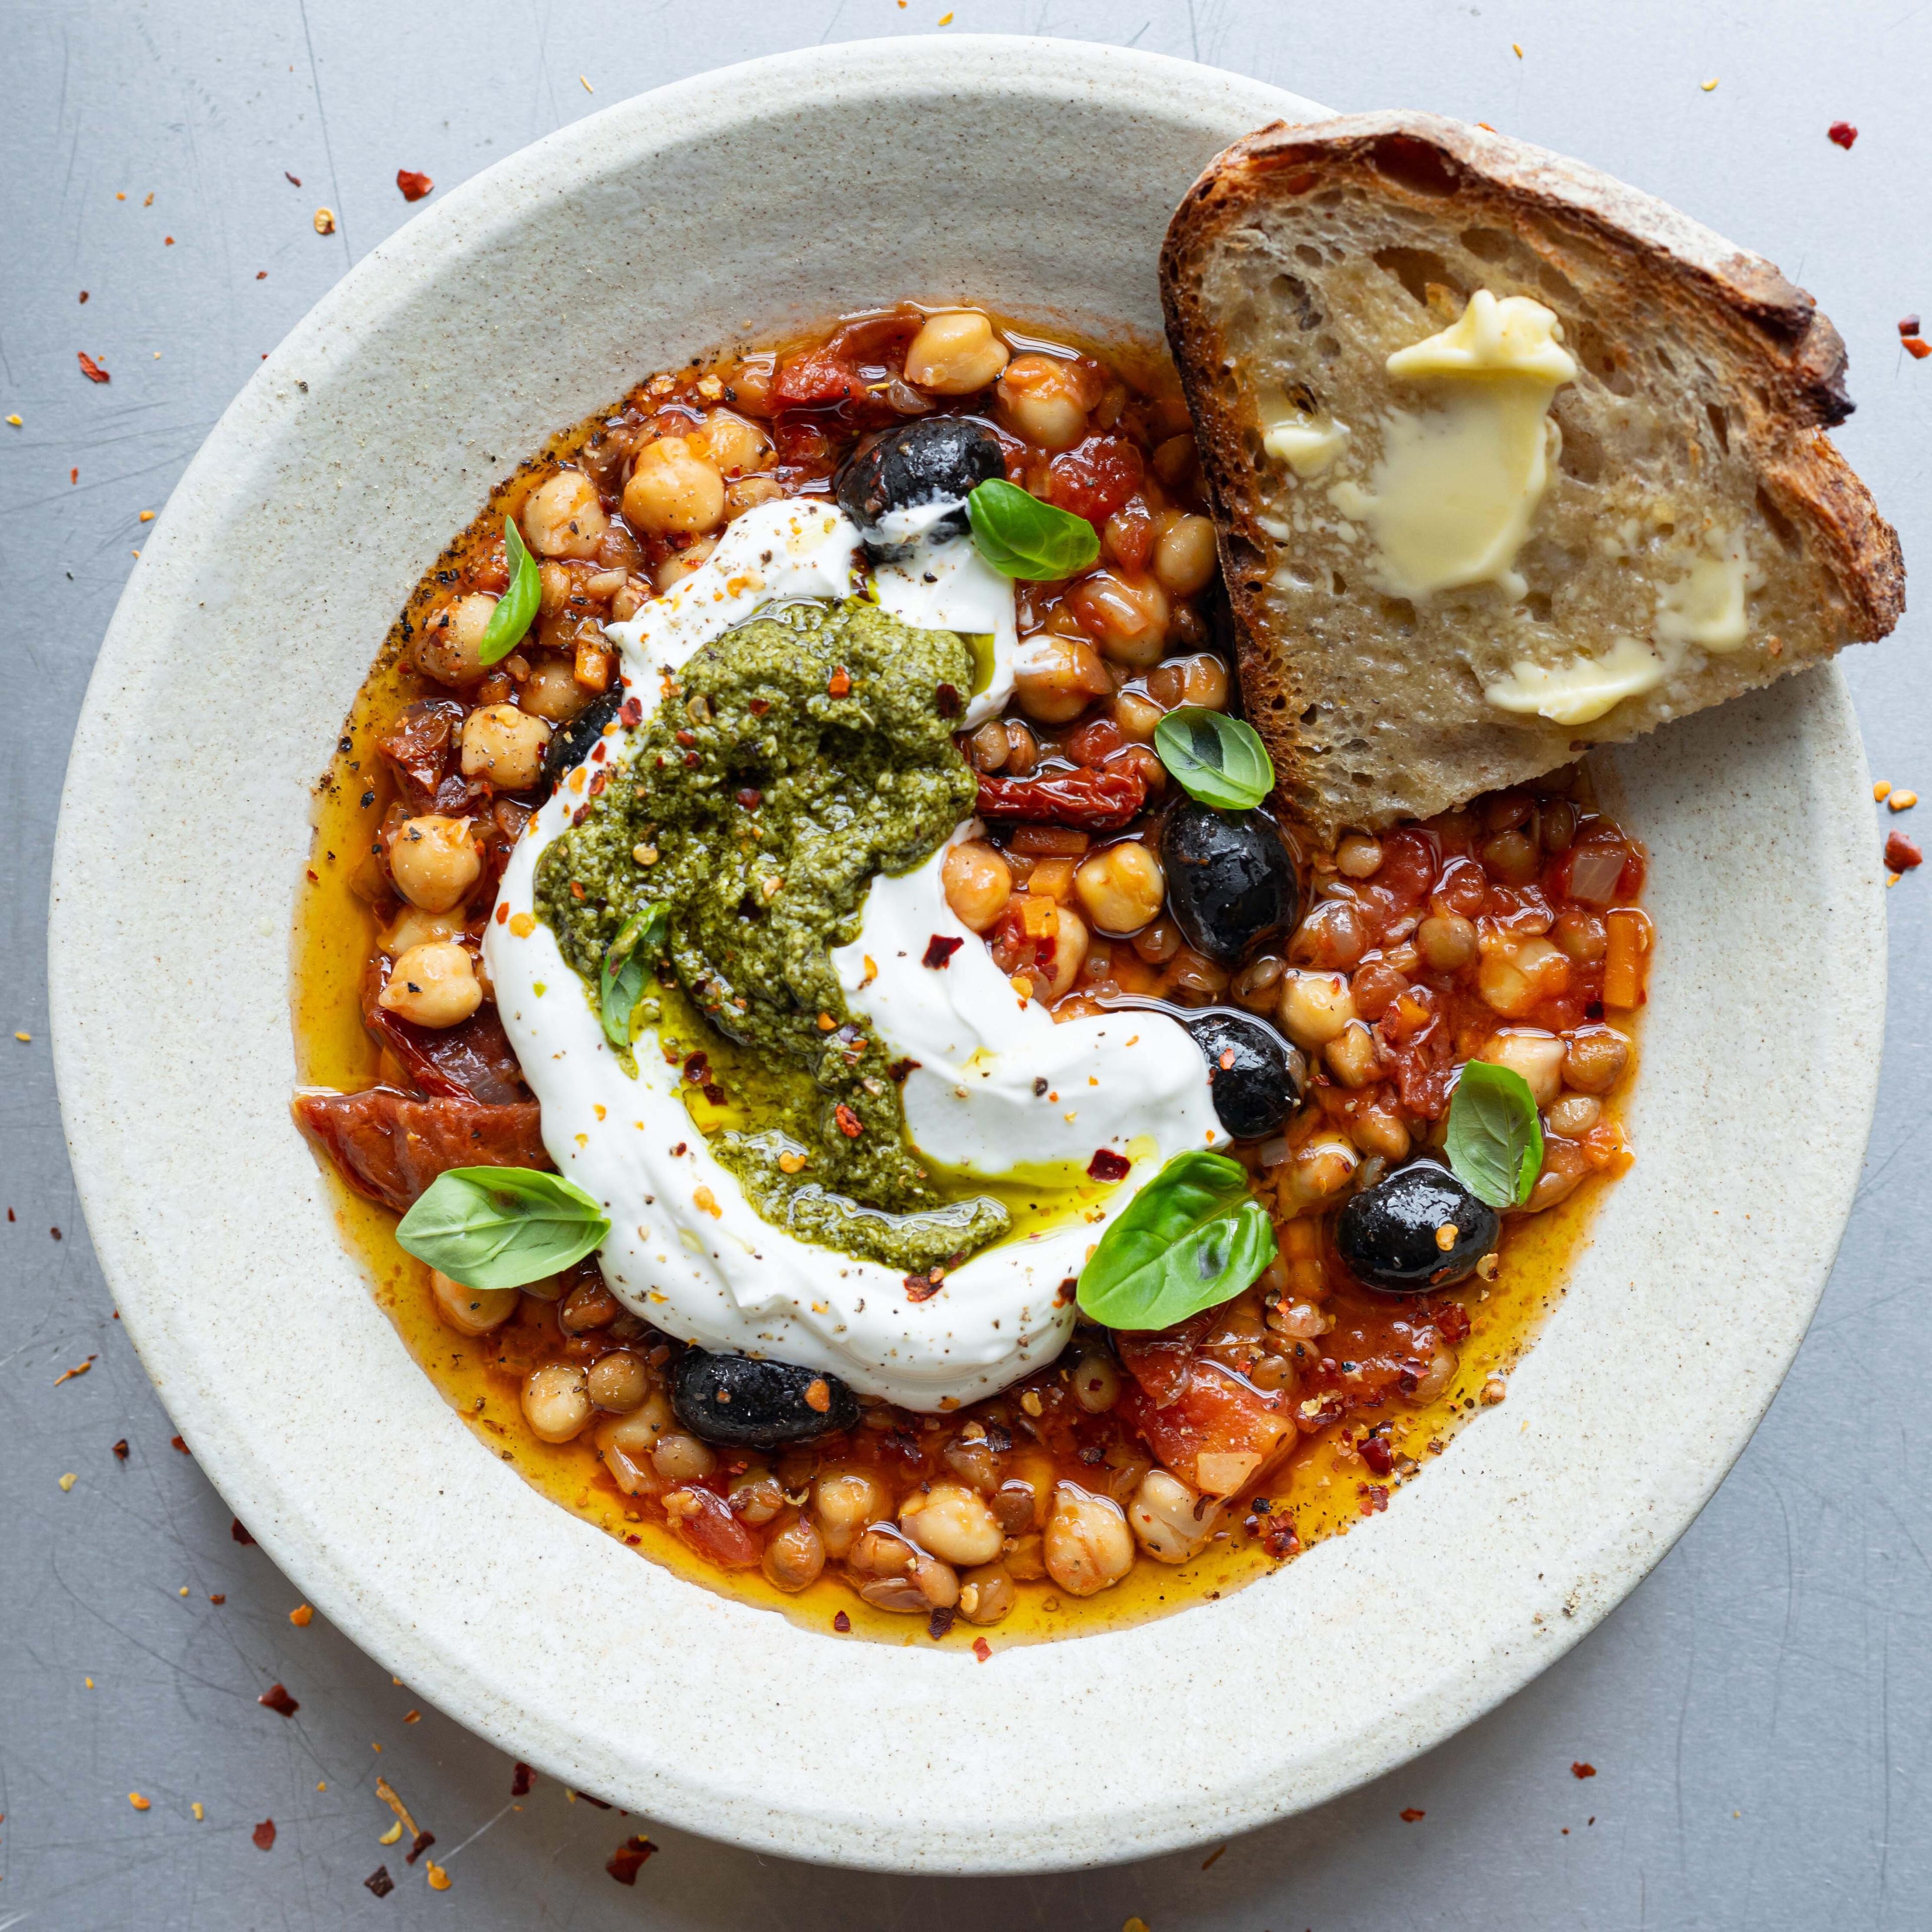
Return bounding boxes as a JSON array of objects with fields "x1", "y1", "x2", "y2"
[
  {"x1": 1077, "y1": 1149, "x2": 1276, "y2": 1331},
  {"x1": 396, "y1": 1166, "x2": 610, "y2": 1289},
  {"x1": 1153, "y1": 707, "x2": 1275, "y2": 811},
  {"x1": 477, "y1": 515, "x2": 541, "y2": 666},
  {"x1": 965, "y1": 479, "x2": 1100, "y2": 580},
  {"x1": 599, "y1": 905, "x2": 668, "y2": 1049},
  {"x1": 1444, "y1": 1061, "x2": 1545, "y2": 1209}
]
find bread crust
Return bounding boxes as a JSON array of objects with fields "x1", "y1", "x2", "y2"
[{"x1": 1161, "y1": 111, "x2": 1904, "y2": 842}]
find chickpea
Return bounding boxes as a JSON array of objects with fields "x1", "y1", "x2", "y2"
[
  {"x1": 520, "y1": 656, "x2": 594, "y2": 722},
  {"x1": 1070, "y1": 1345, "x2": 1121, "y2": 1414},
  {"x1": 859, "y1": 1554, "x2": 959, "y2": 1615},
  {"x1": 1128, "y1": 1469, "x2": 1221, "y2": 1563},
  {"x1": 1070, "y1": 841, "x2": 1164, "y2": 937},
  {"x1": 1552, "y1": 909, "x2": 1609, "y2": 964},
  {"x1": 594, "y1": 1394, "x2": 675, "y2": 1494},
  {"x1": 388, "y1": 815, "x2": 480, "y2": 913},
  {"x1": 655, "y1": 536, "x2": 717, "y2": 592},
  {"x1": 761, "y1": 1513, "x2": 826, "y2": 1592},
  {"x1": 1417, "y1": 912, "x2": 1478, "y2": 971},
  {"x1": 900, "y1": 1482, "x2": 1004, "y2": 1567},
  {"x1": 1563, "y1": 1025, "x2": 1631, "y2": 1094},
  {"x1": 1011, "y1": 635, "x2": 1111, "y2": 723},
  {"x1": 967, "y1": 719, "x2": 1010, "y2": 772},
  {"x1": 1279, "y1": 971, "x2": 1357, "y2": 1050},
  {"x1": 1352, "y1": 1106, "x2": 1411, "y2": 1163},
  {"x1": 1036, "y1": 903, "x2": 1089, "y2": 1002},
  {"x1": 729, "y1": 1469, "x2": 786, "y2": 1527},
  {"x1": 378, "y1": 905, "x2": 462, "y2": 957},
  {"x1": 557, "y1": 1276, "x2": 619, "y2": 1333},
  {"x1": 941, "y1": 840, "x2": 1013, "y2": 933},
  {"x1": 724, "y1": 474, "x2": 785, "y2": 520},
  {"x1": 1335, "y1": 834, "x2": 1384, "y2": 879},
  {"x1": 690, "y1": 409, "x2": 773, "y2": 477},
  {"x1": 459, "y1": 703, "x2": 551, "y2": 790},
  {"x1": 1134, "y1": 917, "x2": 1184, "y2": 965},
  {"x1": 1480, "y1": 827, "x2": 1540, "y2": 884},
  {"x1": 1288, "y1": 1131, "x2": 1360, "y2": 1209},
  {"x1": 942, "y1": 1431, "x2": 1002, "y2": 1494},
  {"x1": 904, "y1": 310, "x2": 1010, "y2": 394},
  {"x1": 956, "y1": 1561, "x2": 1017, "y2": 1626},
  {"x1": 1548, "y1": 1093, "x2": 1604, "y2": 1138},
  {"x1": 727, "y1": 354, "x2": 776, "y2": 416},
  {"x1": 415, "y1": 593, "x2": 497, "y2": 686},
  {"x1": 521, "y1": 470, "x2": 609, "y2": 559},
  {"x1": 652, "y1": 1431, "x2": 716, "y2": 1484},
  {"x1": 1287, "y1": 897, "x2": 1370, "y2": 971},
  {"x1": 995, "y1": 353, "x2": 1099, "y2": 451},
  {"x1": 1042, "y1": 1482, "x2": 1136, "y2": 1596},
  {"x1": 378, "y1": 940, "x2": 481, "y2": 1028},
  {"x1": 1068, "y1": 571, "x2": 1170, "y2": 669},
  {"x1": 1153, "y1": 514, "x2": 1219, "y2": 597},
  {"x1": 811, "y1": 1469, "x2": 891, "y2": 1559},
  {"x1": 1112, "y1": 689, "x2": 1165, "y2": 742},
  {"x1": 522, "y1": 1363, "x2": 591, "y2": 1443},
  {"x1": 1004, "y1": 1532, "x2": 1048, "y2": 1581},
  {"x1": 994, "y1": 1464, "x2": 1052, "y2": 1535},
  {"x1": 1479, "y1": 1028, "x2": 1567, "y2": 1107},
  {"x1": 1325, "y1": 1019, "x2": 1381, "y2": 1089},
  {"x1": 622, "y1": 436, "x2": 727, "y2": 537},
  {"x1": 586, "y1": 1350, "x2": 649, "y2": 1413},
  {"x1": 1477, "y1": 935, "x2": 1570, "y2": 1018},
  {"x1": 429, "y1": 1269, "x2": 516, "y2": 1336},
  {"x1": 1003, "y1": 719, "x2": 1040, "y2": 774},
  {"x1": 1146, "y1": 652, "x2": 1230, "y2": 711}
]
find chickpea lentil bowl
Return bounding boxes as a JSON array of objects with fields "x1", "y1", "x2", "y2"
[
  {"x1": 294, "y1": 298, "x2": 1651, "y2": 1643},
  {"x1": 52, "y1": 37, "x2": 1885, "y2": 1868}
]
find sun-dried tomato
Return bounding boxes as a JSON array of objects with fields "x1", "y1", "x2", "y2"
[
  {"x1": 231, "y1": 1516, "x2": 256, "y2": 1544},
  {"x1": 395, "y1": 168, "x2": 434, "y2": 201},
  {"x1": 922, "y1": 935, "x2": 964, "y2": 969},
  {"x1": 258, "y1": 1682, "x2": 299, "y2": 1717},
  {"x1": 1087, "y1": 1148, "x2": 1131, "y2": 1181},
  {"x1": 253, "y1": 1819, "x2": 277, "y2": 1851},
  {"x1": 976, "y1": 766, "x2": 1145, "y2": 830},
  {"x1": 904, "y1": 1267, "x2": 945, "y2": 1302},
  {"x1": 511, "y1": 1762, "x2": 534, "y2": 1796},
  {"x1": 1044, "y1": 434, "x2": 1145, "y2": 527},
  {"x1": 1359, "y1": 1433, "x2": 1395, "y2": 1476}
]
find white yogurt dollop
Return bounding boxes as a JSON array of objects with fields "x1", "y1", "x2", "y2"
[{"x1": 484, "y1": 498, "x2": 1222, "y2": 1408}]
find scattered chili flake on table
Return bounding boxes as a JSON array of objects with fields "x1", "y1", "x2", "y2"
[
  {"x1": 1889, "y1": 789, "x2": 1918, "y2": 812},
  {"x1": 1400, "y1": 1807, "x2": 1426, "y2": 1822},
  {"x1": 1572, "y1": 1760, "x2": 1598, "y2": 1779},
  {"x1": 395, "y1": 169, "x2": 434, "y2": 201},
  {"x1": 252, "y1": 1818, "x2": 276, "y2": 1850},
  {"x1": 364, "y1": 1866, "x2": 394, "y2": 1898},
  {"x1": 128, "y1": 1792, "x2": 151, "y2": 1810},
  {"x1": 112, "y1": 1438, "x2": 129, "y2": 1461},
  {"x1": 209, "y1": 1593, "x2": 224, "y2": 1604},
  {"x1": 1885, "y1": 831, "x2": 1921, "y2": 873},
  {"x1": 53, "y1": 1355, "x2": 96, "y2": 1385},
  {"x1": 231, "y1": 1516, "x2": 254, "y2": 1543},
  {"x1": 77, "y1": 352, "x2": 109, "y2": 383},
  {"x1": 407, "y1": 1829, "x2": 435, "y2": 1864},
  {"x1": 258, "y1": 1682, "x2": 300, "y2": 1718},
  {"x1": 1900, "y1": 317, "x2": 1922, "y2": 338},
  {"x1": 425, "y1": 1861, "x2": 451, "y2": 1890},
  {"x1": 1200, "y1": 1844, "x2": 1228, "y2": 1870},
  {"x1": 284, "y1": 171, "x2": 301, "y2": 186},
  {"x1": 511, "y1": 1762, "x2": 535, "y2": 1797},
  {"x1": 289, "y1": 1604, "x2": 313, "y2": 1627},
  {"x1": 313, "y1": 207, "x2": 337, "y2": 235},
  {"x1": 1906, "y1": 339, "x2": 1932, "y2": 362},
  {"x1": 1828, "y1": 121, "x2": 1859, "y2": 148},
  {"x1": 58, "y1": 1473, "x2": 76, "y2": 1491},
  {"x1": 170, "y1": 1435, "x2": 189, "y2": 1454},
  {"x1": 606, "y1": 1835, "x2": 658, "y2": 1885}
]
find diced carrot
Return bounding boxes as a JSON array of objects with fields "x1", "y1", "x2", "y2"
[
  {"x1": 1603, "y1": 908, "x2": 1653, "y2": 1009},
  {"x1": 1028, "y1": 858, "x2": 1076, "y2": 903},
  {"x1": 574, "y1": 638, "x2": 613, "y2": 693},
  {"x1": 1019, "y1": 894, "x2": 1059, "y2": 940}
]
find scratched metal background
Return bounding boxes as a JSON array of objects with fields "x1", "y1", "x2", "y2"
[{"x1": 3, "y1": 2, "x2": 1928, "y2": 1925}]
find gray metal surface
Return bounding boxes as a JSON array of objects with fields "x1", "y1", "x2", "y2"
[{"x1": 3, "y1": 1, "x2": 1926, "y2": 1924}]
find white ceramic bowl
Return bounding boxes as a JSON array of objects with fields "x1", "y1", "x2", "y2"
[{"x1": 49, "y1": 35, "x2": 1885, "y2": 1873}]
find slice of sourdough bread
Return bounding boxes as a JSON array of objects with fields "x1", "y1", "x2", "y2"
[{"x1": 1161, "y1": 111, "x2": 1903, "y2": 844}]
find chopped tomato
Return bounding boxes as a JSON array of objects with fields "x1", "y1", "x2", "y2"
[
  {"x1": 1119, "y1": 1361, "x2": 1297, "y2": 1497},
  {"x1": 1044, "y1": 434, "x2": 1145, "y2": 527}
]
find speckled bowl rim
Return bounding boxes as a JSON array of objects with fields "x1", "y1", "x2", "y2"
[{"x1": 48, "y1": 35, "x2": 1885, "y2": 1875}]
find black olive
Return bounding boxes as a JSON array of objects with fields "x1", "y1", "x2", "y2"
[
  {"x1": 540, "y1": 685, "x2": 621, "y2": 792},
  {"x1": 1184, "y1": 1009, "x2": 1307, "y2": 1140},
  {"x1": 834, "y1": 417, "x2": 1005, "y2": 548},
  {"x1": 669, "y1": 1350, "x2": 860, "y2": 1448},
  {"x1": 1334, "y1": 1161, "x2": 1499, "y2": 1293},
  {"x1": 1159, "y1": 800, "x2": 1300, "y2": 965}
]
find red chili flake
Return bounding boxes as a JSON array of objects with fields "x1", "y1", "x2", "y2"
[
  {"x1": 259, "y1": 1682, "x2": 299, "y2": 1717},
  {"x1": 364, "y1": 1866, "x2": 395, "y2": 1897},
  {"x1": 171, "y1": 1435, "x2": 190, "y2": 1454},
  {"x1": 1400, "y1": 1807, "x2": 1426, "y2": 1823},
  {"x1": 587, "y1": 769, "x2": 609, "y2": 798},
  {"x1": 69, "y1": 467, "x2": 77, "y2": 484},
  {"x1": 210, "y1": 1593, "x2": 225, "y2": 1604},
  {"x1": 1357, "y1": 1483, "x2": 1389, "y2": 1515},
  {"x1": 606, "y1": 1834, "x2": 657, "y2": 1885},
  {"x1": 284, "y1": 171, "x2": 302, "y2": 186},
  {"x1": 590, "y1": 740, "x2": 608, "y2": 763},
  {"x1": 922, "y1": 934, "x2": 965, "y2": 969},
  {"x1": 231, "y1": 1515, "x2": 254, "y2": 1543},
  {"x1": 252, "y1": 1818, "x2": 277, "y2": 1850},
  {"x1": 935, "y1": 682, "x2": 961, "y2": 718},
  {"x1": 256, "y1": 270, "x2": 266, "y2": 280},
  {"x1": 827, "y1": 666, "x2": 852, "y2": 698},
  {"x1": 1044, "y1": 433, "x2": 1146, "y2": 527},
  {"x1": 1261, "y1": 1515, "x2": 1301, "y2": 1560},
  {"x1": 736, "y1": 787, "x2": 763, "y2": 810},
  {"x1": 164, "y1": 236, "x2": 174, "y2": 246},
  {"x1": 1828, "y1": 121, "x2": 1859, "y2": 148},
  {"x1": 972, "y1": 1636, "x2": 993, "y2": 1662},
  {"x1": 53, "y1": 1355, "x2": 96, "y2": 1385},
  {"x1": 1906, "y1": 338, "x2": 1932, "y2": 361},
  {"x1": 833, "y1": 1102, "x2": 864, "y2": 1138},
  {"x1": 1572, "y1": 1760, "x2": 1597, "y2": 1780},
  {"x1": 832, "y1": 1611, "x2": 852, "y2": 1633},
  {"x1": 747, "y1": 697, "x2": 771, "y2": 717},
  {"x1": 903, "y1": 1267, "x2": 945, "y2": 1302},
  {"x1": 887, "y1": 1057, "x2": 920, "y2": 1082},
  {"x1": 1886, "y1": 831, "x2": 1922, "y2": 871},
  {"x1": 494, "y1": 901, "x2": 510, "y2": 926},
  {"x1": 618, "y1": 696, "x2": 643, "y2": 727},
  {"x1": 682, "y1": 751, "x2": 700, "y2": 768},
  {"x1": 79, "y1": 290, "x2": 89, "y2": 302},
  {"x1": 927, "y1": 1605, "x2": 956, "y2": 1640},
  {"x1": 77, "y1": 351, "x2": 110, "y2": 383},
  {"x1": 406, "y1": 1829, "x2": 435, "y2": 1864},
  {"x1": 1900, "y1": 316, "x2": 1922, "y2": 337},
  {"x1": 682, "y1": 1051, "x2": 709, "y2": 1082},
  {"x1": 112, "y1": 1438, "x2": 129, "y2": 1461},
  {"x1": 1087, "y1": 1148, "x2": 1132, "y2": 1182},
  {"x1": 1055, "y1": 1275, "x2": 1077, "y2": 1305},
  {"x1": 50, "y1": 1226, "x2": 61, "y2": 1240},
  {"x1": 396, "y1": 169, "x2": 434, "y2": 202},
  {"x1": 1359, "y1": 1434, "x2": 1395, "y2": 1476}
]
